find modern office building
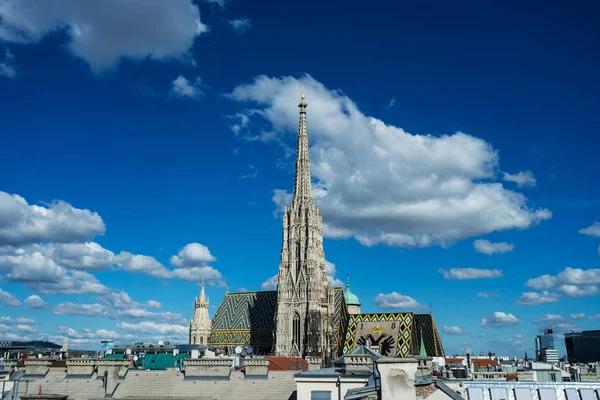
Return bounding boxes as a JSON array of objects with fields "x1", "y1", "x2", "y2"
[
  {"x1": 535, "y1": 329, "x2": 555, "y2": 362},
  {"x1": 565, "y1": 330, "x2": 600, "y2": 364}
]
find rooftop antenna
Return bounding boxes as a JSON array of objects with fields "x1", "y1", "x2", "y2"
[{"x1": 429, "y1": 303, "x2": 432, "y2": 315}]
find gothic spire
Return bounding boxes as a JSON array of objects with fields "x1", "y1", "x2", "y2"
[
  {"x1": 199, "y1": 279, "x2": 207, "y2": 303},
  {"x1": 292, "y1": 92, "x2": 313, "y2": 207}
]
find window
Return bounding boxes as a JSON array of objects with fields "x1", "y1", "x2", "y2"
[
  {"x1": 293, "y1": 312, "x2": 301, "y2": 348},
  {"x1": 311, "y1": 391, "x2": 331, "y2": 400},
  {"x1": 192, "y1": 337, "x2": 196, "y2": 344},
  {"x1": 199, "y1": 336, "x2": 204, "y2": 344}
]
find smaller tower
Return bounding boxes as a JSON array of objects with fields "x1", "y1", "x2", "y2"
[
  {"x1": 189, "y1": 280, "x2": 211, "y2": 345},
  {"x1": 344, "y1": 274, "x2": 361, "y2": 315}
]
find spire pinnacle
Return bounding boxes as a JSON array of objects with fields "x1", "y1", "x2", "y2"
[
  {"x1": 346, "y1": 273, "x2": 350, "y2": 290},
  {"x1": 292, "y1": 93, "x2": 312, "y2": 206}
]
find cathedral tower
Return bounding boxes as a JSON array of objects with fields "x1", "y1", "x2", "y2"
[
  {"x1": 275, "y1": 94, "x2": 334, "y2": 362},
  {"x1": 189, "y1": 280, "x2": 211, "y2": 345}
]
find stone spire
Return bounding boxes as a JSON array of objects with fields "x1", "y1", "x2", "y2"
[
  {"x1": 292, "y1": 93, "x2": 313, "y2": 208},
  {"x1": 275, "y1": 93, "x2": 334, "y2": 363},
  {"x1": 189, "y1": 279, "x2": 211, "y2": 345}
]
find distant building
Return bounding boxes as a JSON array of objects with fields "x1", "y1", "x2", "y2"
[
  {"x1": 536, "y1": 329, "x2": 555, "y2": 362},
  {"x1": 565, "y1": 330, "x2": 600, "y2": 364},
  {"x1": 189, "y1": 280, "x2": 211, "y2": 345}
]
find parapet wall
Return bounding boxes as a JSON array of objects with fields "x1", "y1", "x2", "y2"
[
  {"x1": 245, "y1": 358, "x2": 269, "y2": 378},
  {"x1": 24, "y1": 359, "x2": 52, "y2": 377},
  {"x1": 183, "y1": 358, "x2": 231, "y2": 379},
  {"x1": 66, "y1": 358, "x2": 96, "y2": 377}
]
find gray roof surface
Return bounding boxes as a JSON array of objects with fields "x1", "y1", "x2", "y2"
[
  {"x1": 113, "y1": 369, "x2": 297, "y2": 400},
  {"x1": 14, "y1": 372, "x2": 106, "y2": 400}
]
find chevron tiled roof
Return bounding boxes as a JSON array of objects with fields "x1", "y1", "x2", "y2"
[{"x1": 211, "y1": 291, "x2": 277, "y2": 331}]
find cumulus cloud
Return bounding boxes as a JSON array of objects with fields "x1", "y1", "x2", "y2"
[
  {"x1": 0, "y1": 316, "x2": 35, "y2": 324},
  {"x1": 579, "y1": 222, "x2": 600, "y2": 238},
  {"x1": 24, "y1": 294, "x2": 48, "y2": 309},
  {"x1": 374, "y1": 292, "x2": 426, "y2": 310},
  {"x1": 477, "y1": 291, "x2": 498, "y2": 298},
  {"x1": 513, "y1": 334, "x2": 524, "y2": 339},
  {"x1": 0, "y1": 288, "x2": 20, "y2": 307},
  {"x1": 117, "y1": 321, "x2": 189, "y2": 336},
  {"x1": 0, "y1": 192, "x2": 105, "y2": 246},
  {"x1": 444, "y1": 326, "x2": 468, "y2": 335},
  {"x1": 261, "y1": 275, "x2": 278, "y2": 290},
  {"x1": 146, "y1": 300, "x2": 162, "y2": 309},
  {"x1": 571, "y1": 313, "x2": 586, "y2": 320},
  {"x1": 473, "y1": 239, "x2": 514, "y2": 255},
  {"x1": 227, "y1": 18, "x2": 251, "y2": 33},
  {"x1": 480, "y1": 312, "x2": 520, "y2": 328},
  {"x1": 516, "y1": 291, "x2": 560, "y2": 305},
  {"x1": 116, "y1": 252, "x2": 171, "y2": 279},
  {"x1": 533, "y1": 314, "x2": 579, "y2": 333},
  {"x1": 502, "y1": 171, "x2": 537, "y2": 187},
  {"x1": 228, "y1": 75, "x2": 550, "y2": 248},
  {"x1": 0, "y1": 0, "x2": 207, "y2": 72},
  {"x1": 170, "y1": 266, "x2": 224, "y2": 286},
  {"x1": 0, "y1": 48, "x2": 16, "y2": 78},
  {"x1": 170, "y1": 243, "x2": 216, "y2": 267},
  {"x1": 438, "y1": 268, "x2": 503, "y2": 280},
  {"x1": 525, "y1": 267, "x2": 600, "y2": 299},
  {"x1": 170, "y1": 75, "x2": 204, "y2": 99},
  {"x1": 54, "y1": 302, "x2": 110, "y2": 317},
  {"x1": 324, "y1": 260, "x2": 344, "y2": 287}
]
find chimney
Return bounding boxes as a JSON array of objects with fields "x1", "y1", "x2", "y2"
[
  {"x1": 104, "y1": 365, "x2": 119, "y2": 396},
  {"x1": 376, "y1": 358, "x2": 418, "y2": 400}
]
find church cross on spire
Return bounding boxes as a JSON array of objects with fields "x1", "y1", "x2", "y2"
[{"x1": 292, "y1": 92, "x2": 313, "y2": 207}]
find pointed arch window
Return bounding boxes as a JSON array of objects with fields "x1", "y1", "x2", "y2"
[
  {"x1": 199, "y1": 336, "x2": 204, "y2": 344},
  {"x1": 292, "y1": 312, "x2": 301, "y2": 349}
]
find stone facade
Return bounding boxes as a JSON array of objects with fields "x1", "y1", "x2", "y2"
[
  {"x1": 275, "y1": 94, "x2": 334, "y2": 362},
  {"x1": 189, "y1": 280, "x2": 211, "y2": 345}
]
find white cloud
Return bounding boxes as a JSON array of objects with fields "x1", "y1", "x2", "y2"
[
  {"x1": 170, "y1": 243, "x2": 216, "y2": 267},
  {"x1": 438, "y1": 268, "x2": 503, "y2": 280},
  {"x1": 24, "y1": 294, "x2": 48, "y2": 309},
  {"x1": 570, "y1": 313, "x2": 586, "y2": 320},
  {"x1": 47, "y1": 242, "x2": 115, "y2": 271},
  {"x1": 480, "y1": 312, "x2": 520, "y2": 328},
  {"x1": 261, "y1": 274, "x2": 278, "y2": 290},
  {"x1": 579, "y1": 222, "x2": 600, "y2": 238},
  {"x1": 0, "y1": 48, "x2": 16, "y2": 78},
  {"x1": 0, "y1": 316, "x2": 35, "y2": 324},
  {"x1": 54, "y1": 302, "x2": 110, "y2": 317},
  {"x1": 170, "y1": 75, "x2": 204, "y2": 99},
  {"x1": 116, "y1": 252, "x2": 171, "y2": 279},
  {"x1": 200, "y1": 0, "x2": 226, "y2": 7},
  {"x1": 0, "y1": 0, "x2": 207, "y2": 72},
  {"x1": 240, "y1": 165, "x2": 258, "y2": 179},
  {"x1": 324, "y1": 260, "x2": 344, "y2": 287},
  {"x1": 588, "y1": 314, "x2": 600, "y2": 320},
  {"x1": 502, "y1": 171, "x2": 537, "y2": 187},
  {"x1": 228, "y1": 75, "x2": 551, "y2": 248},
  {"x1": 444, "y1": 326, "x2": 468, "y2": 335},
  {"x1": 525, "y1": 274, "x2": 556, "y2": 290},
  {"x1": 170, "y1": 266, "x2": 224, "y2": 286},
  {"x1": 474, "y1": 239, "x2": 514, "y2": 255},
  {"x1": 117, "y1": 321, "x2": 188, "y2": 336},
  {"x1": 525, "y1": 267, "x2": 600, "y2": 299},
  {"x1": 513, "y1": 333, "x2": 524, "y2": 339},
  {"x1": 477, "y1": 291, "x2": 498, "y2": 298},
  {"x1": 15, "y1": 324, "x2": 37, "y2": 334},
  {"x1": 227, "y1": 18, "x2": 251, "y2": 33},
  {"x1": 516, "y1": 291, "x2": 560, "y2": 305},
  {"x1": 0, "y1": 288, "x2": 20, "y2": 307},
  {"x1": 0, "y1": 192, "x2": 105, "y2": 246},
  {"x1": 532, "y1": 314, "x2": 579, "y2": 333},
  {"x1": 146, "y1": 300, "x2": 162, "y2": 309},
  {"x1": 374, "y1": 292, "x2": 426, "y2": 310}
]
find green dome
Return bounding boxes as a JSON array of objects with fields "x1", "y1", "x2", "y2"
[{"x1": 344, "y1": 275, "x2": 361, "y2": 306}]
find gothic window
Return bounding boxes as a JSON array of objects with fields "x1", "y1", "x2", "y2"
[
  {"x1": 199, "y1": 336, "x2": 204, "y2": 344},
  {"x1": 293, "y1": 312, "x2": 301, "y2": 348},
  {"x1": 192, "y1": 336, "x2": 196, "y2": 344}
]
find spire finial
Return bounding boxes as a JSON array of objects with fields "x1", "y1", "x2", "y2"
[
  {"x1": 226, "y1": 284, "x2": 229, "y2": 294},
  {"x1": 301, "y1": 92, "x2": 305, "y2": 100},
  {"x1": 346, "y1": 273, "x2": 350, "y2": 290}
]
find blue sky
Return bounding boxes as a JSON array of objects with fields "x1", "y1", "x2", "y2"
[{"x1": 0, "y1": 0, "x2": 599, "y2": 357}]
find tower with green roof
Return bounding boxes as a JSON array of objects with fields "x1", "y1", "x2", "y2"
[{"x1": 344, "y1": 274, "x2": 361, "y2": 315}]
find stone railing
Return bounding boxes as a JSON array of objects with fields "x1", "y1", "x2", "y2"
[
  {"x1": 24, "y1": 359, "x2": 52, "y2": 377},
  {"x1": 306, "y1": 356, "x2": 322, "y2": 371},
  {"x1": 2, "y1": 360, "x2": 17, "y2": 374},
  {"x1": 344, "y1": 355, "x2": 371, "y2": 371},
  {"x1": 245, "y1": 358, "x2": 269, "y2": 378},
  {"x1": 183, "y1": 358, "x2": 231, "y2": 379},
  {"x1": 66, "y1": 358, "x2": 96, "y2": 377}
]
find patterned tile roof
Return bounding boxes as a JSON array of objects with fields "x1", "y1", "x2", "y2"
[
  {"x1": 413, "y1": 314, "x2": 445, "y2": 357},
  {"x1": 211, "y1": 291, "x2": 277, "y2": 331}
]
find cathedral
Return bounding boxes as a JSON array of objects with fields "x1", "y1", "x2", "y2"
[{"x1": 192, "y1": 94, "x2": 445, "y2": 365}]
